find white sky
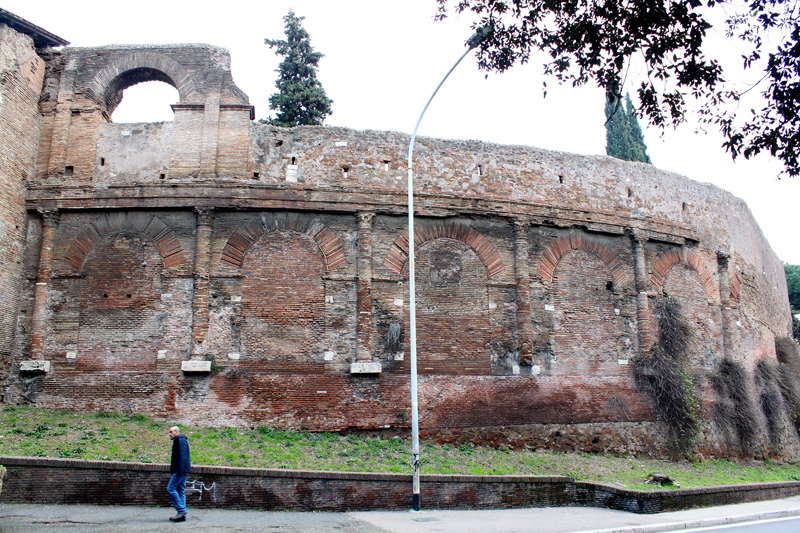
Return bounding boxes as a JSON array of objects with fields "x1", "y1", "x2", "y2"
[{"x1": 9, "y1": 0, "x2": 799, "y2": 264}]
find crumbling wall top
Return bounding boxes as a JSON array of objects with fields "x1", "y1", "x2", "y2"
[{"x1": 57, "y1": 44, "x2": 251, "y2": 117}]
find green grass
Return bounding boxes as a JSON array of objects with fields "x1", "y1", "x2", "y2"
[{"x1": 1, "y1": 406, "x2": 800, "y2": 489}]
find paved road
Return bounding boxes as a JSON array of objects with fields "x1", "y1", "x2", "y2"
[
  {"x1": 680, "y1": 516, "x2": 800, "y2": 532},
  {"x1": 3, "y1": 496, "x2": 800, "y2": 533}
]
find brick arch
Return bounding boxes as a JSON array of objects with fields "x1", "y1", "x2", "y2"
[
  {"x1": 64, "y1": 212, "x2": 187, "y2": 271},
  {"x1": 88, "y1": 51, "x2": 198, "y2": 115},
  {"x1": 221, "y1": 213, "x2": 346, "y2": 271},
  {"x1": 650, "y1": 248, "x2": 717, "y2": 299},
  {"x1": 384, "y1": 222, "x2": 504, "y2": 279},
  {"x1": 730, "y1": 272, "x2": 742, "y2": 303},
  {"x1": 537, "y1": 234, "x2": 627, "y2": 285}
]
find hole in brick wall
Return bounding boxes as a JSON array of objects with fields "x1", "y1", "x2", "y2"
[
  {"x1": 252, "y1": 172, "x2": 260, "y2": 179},
  {"x1": 126, "y1": 294, "x2": 132, "y2": 298},
  {"x1": 383, "y1": 160, "x2": 391, "y2": 171},
  {"x1": 100, "y1": 158, "x2": 105, "y2": 166},
  {"x1": 64, "y1": 166, "x2": 74, "y2": 177},
  {"x1": 291, "y1": 157, "x2": 296, "y2": 165},
  {"x1": 477, "y1": 164, "x2": 483, "y2": 176},
  {"x1": 102, "y1": 293, "x2": 108, "y2": 298},
  {"x1": 275, "y1": 140, "x2": 284, "y2": 147},
  {"x1": 606, "y1": 281, "x2": 615, "y2": 291},
  {"x1": 71, "y1": 110, "x2": 80, "y2": 116},
  {"x1": 342, "y1": 166, "x2": 350, "y2": 178},
  {"x1": 627, "y1": 187, "x2": 633, "y2": 197},
  {"x1": 558, "y1": 175, "x2": 564, "y2": 184},
  {"x1": 111, "y1": 81, "x2": 178, "y2": 123},
  {"x1": 159, "y1": 173, "x2": 166, "y2": 179}
]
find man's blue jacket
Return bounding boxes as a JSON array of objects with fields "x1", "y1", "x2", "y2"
[{"x1": 170, "y1": 434, "x2": 192, "y2": 475}]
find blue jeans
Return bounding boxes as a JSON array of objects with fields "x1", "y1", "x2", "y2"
[{"x1": 167, "y1": 473, "x2": 188, "y2": 514}]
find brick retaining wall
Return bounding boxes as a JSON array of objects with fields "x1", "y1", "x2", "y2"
[{"x1": 1, "y1": 456, "x2": 799, "y2": 514}]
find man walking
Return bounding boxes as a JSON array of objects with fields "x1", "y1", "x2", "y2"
[{"x1": 167, "y1": 425, "x2": 192, "y2": 522}]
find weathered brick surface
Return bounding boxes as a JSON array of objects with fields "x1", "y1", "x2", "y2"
[
  {"x1": 0, "y1": 24, "x2": 44, "y2": 373},
  {"x1": 0, "y1": 35, "x2": 794, "y2": 459},
  {"x1": 241, "y1": 232, "x2": 325, "y2": 360},
  {"x1": 2, "y1": 457, "x2": 800, "y2": 514}
]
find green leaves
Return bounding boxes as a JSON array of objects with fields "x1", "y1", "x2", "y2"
[
  {"x1": 784, "y1": 264, "x2": 800, "y2": 313},
  {"x1": 265, "y1": 11, "x2": 333, "y2": 128},
  {"x1": 437, "y1": 0, "x2": 800, "y2": 176}
]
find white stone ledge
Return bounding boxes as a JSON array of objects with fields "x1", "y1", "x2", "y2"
[
  {"x1": 19, "y1": 360, "x2": 50, "y2": 373},
  {"x1": 181, "y1": 360, "x2": 212, "y2": 373},
  {"x1": 350, "y1": 362, "x2": 382, "y2": 374}
]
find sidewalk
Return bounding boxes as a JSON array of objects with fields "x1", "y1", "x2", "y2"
[{"x1": 2, "y1": 496, "x2": 800, "y2": 532}]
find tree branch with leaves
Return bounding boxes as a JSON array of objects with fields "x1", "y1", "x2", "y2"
[{"x1": 436, "y1": 0, "x2": 800, "y2": 176}]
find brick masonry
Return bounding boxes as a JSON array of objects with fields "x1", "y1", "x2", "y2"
[
  {"x1": 0, "y1": 24, "x2": 45, "y2": 376},
  {"x1": 0, "y1": 21, "x2": 796, "y2": 459},
  {"x1": 1, "y1": 456, "x2": 800, "y2": 514}
]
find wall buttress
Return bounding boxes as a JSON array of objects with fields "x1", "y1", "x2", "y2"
[
  {"x1": 717, "y1": 251, "x2": 734, "y2": 361},
  {"x1": 192, "y1": 207, "x2": 214, "y2": 354},
  {"x1": 356, "y1": 211, "x2": 374, "y2": 362},
  {"x1": 629, "y1": 229, "x2": 653, "y2": 352},
  {"x1": 29, "y1": 209, "x2": 59, "y2": 358},
  {"x1": 513, "y1": 220, "x2": 534, "y2": 365}
]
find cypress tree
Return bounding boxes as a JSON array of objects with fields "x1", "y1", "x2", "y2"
[
  {"x1": 265, "y1": 11, "x2": 333, "y2": 128},
  {"x1": 605, "y1": 90, "x2": 651, "y2": 164}
]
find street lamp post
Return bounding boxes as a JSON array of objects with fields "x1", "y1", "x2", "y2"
[{"x1": 406, "y1": 26, "x2": 490, "y2": 513}]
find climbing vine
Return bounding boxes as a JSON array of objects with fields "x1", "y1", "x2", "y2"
[{"x1": 631, "y1": 296, "x2": 699, "y2": 455}]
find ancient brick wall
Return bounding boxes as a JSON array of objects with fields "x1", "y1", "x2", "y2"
[
  {"x1": 0, "y1": 24, "x2": 45, "y2": 376},
  {"x1": 1, "y1": 41, "x2": 795, "y2": 458}
]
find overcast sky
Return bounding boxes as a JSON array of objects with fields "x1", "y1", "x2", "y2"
[{"x1": 10, "y1": 0, "x2": 800, "y2": 264}]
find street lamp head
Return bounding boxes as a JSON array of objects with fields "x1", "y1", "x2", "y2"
[{"x1": 466, "y1": 24, "x2": 493, "y2": 49}]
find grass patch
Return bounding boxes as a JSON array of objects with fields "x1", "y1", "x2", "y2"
[{"x1": 1, "y1": 407, "x2": 800, "y2": 489}]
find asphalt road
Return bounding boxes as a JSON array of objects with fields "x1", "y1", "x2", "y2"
[{"x1": 681, "y1": 515, "x2": 800, "y2": 532}]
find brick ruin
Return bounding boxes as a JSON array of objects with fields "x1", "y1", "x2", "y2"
[{"x1": 0, "y1": 12, "x2": 794, "y2": 458}]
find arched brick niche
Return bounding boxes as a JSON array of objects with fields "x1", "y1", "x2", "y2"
[
  {"x1": 536, "y1": 234, "x2": 630, "y2": 376},
  {"x1": 550, "y1": 248, "x2": 627, "y2": 375},
  {"x1": 57, "y1": 212, "x2": 187, "y2": 371},
  {"x1": 63, "y1": 212, "x2": 187, "y2": 271},
  {"x1": 221, "y1": 213, "x2": 343, "y2": 364},
  {"x1": 383, "y1": 222, "x2": 505, "y2": 374},
  {"x1": 651, "y1": 248, "x2": 722, "y2": 368},
  {"x1": 650, "y1": 248, "x2": 716, "y2": 299},
  {"x1": 221, "y1": 213, "x2": 346, "y2": 271},
  {"x1": 76, "y1": 232, "x2": 165, "y2": 371},
  {"x1": 383, "y1": 222, "x2": 504, "y2": 279},
  {"x1": 536, "y1": 233, "x2": 627, "y2": 286}
]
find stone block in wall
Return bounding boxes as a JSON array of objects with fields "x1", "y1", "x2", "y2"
[
  {"x1": 19, "y1": 360, "x2": 50, "y2": 373},
  {"x1": 181, "y1": 360, "x2": 212, "y2": 373},
  {"x1": 350, "y1": 362, "x2": 382, "y2": 374}
]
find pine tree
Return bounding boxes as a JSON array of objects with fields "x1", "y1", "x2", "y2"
[
  {"x1": 605, "y1": 91, "x2": 651, "y2": 164},
  {"x1": 265, "y1": 11, "x2": 333, "y2": 128}
]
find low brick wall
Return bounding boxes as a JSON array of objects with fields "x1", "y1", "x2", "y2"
[{"x1": 1, "y1": 456, "x2": 799, "y2": 514}]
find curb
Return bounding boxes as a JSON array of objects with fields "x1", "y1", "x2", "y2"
[{"x1": 574, "y1": 507, "x2": 800, "y2": 532}]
